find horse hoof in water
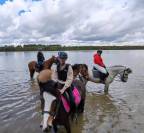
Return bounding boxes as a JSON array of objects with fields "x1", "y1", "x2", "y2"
[
  {"x1": 42, "y1": 125, "x2": 52, "y2": 132},
  {"x1": 40, "y1": 124, "x2": 43, "y2": 128},
  {"x1": 43, "y1": 128, "x2": 48, "y2": 132}
]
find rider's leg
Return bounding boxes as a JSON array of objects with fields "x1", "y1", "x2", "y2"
[
  {"x1": 94, "y1": 64, "x2": 109, "y2": 81},
  {"x1": 104, "y1": 84, "x2": 109, "y2": 93},
  {"x1": 94, "y1": 64, "x2": 107, "y2": 74}
]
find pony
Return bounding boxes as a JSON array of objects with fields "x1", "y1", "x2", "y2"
[
  {"x1": 28, "y1": 56, "x2": 58, "y2": 79},
  {"x1": 37, "y1": 64, "x2": 87, "y2": 133},
  {"x1": 79, "y1": 64, "x2": 132, "y2": 93}
]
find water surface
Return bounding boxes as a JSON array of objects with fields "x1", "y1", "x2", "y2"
[{"x1": 0, "y1": 50, "x2": 144, "y2": 133}]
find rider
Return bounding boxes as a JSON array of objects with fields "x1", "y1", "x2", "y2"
[
  {"x1": 93, "y1": 50, "x2": 109, "y2": 81},
  {"x1": 37, "y1": 48, "x2": 45, "y2": 71},
  {"x1": 52, "y1": 51, "x2": 73, "y2": 98}
]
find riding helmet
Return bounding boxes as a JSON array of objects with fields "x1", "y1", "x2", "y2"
[
  {"x1": 97, "y1": 49, "x2": 103, "y2": 54},
  {"x1": 58, "y1": 51, "x2": 68, "y2": 59}
]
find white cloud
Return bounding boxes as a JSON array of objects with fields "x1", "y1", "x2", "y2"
[{"x1": 0, "y1": 0, "x2": 144, "y2": 45}]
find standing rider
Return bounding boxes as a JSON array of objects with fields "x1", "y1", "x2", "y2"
[
  {"x1": 93, "y1": 50, "x2": 109, "y2": 81},
  {"x1": 37, "y1": 48, "x2": 45, "y2": 71}
]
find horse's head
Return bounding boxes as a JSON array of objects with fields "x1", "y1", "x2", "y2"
[
  {"x1": 51, "y1": 55, "x2": 59, "y2": 64},
  {"x1": 79, "y1": 64, "x2": 89, "y2": 79},
  {"x1": 72, "y1": 64, "x2": 81, "y2": 78},
  {"x1": 44, "y1": 56, "x2": 59, "y2": 69},
  {"x1": 78, "y1": 64, "x2": 89, "y2": 85},
  {"x1": 120, "y1": 67, "x2": 132, "y2": 82}
]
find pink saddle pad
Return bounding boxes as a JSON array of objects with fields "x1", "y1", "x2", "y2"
[
  {"x1": 72, "y1": 87, "x2": 81, "y2": 106},
  {"x1": 61, "y1": 95, "x2": 70, "y2": 113}
]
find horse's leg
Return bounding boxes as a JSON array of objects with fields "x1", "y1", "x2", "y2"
[
  {"x1": 70, "y1": 107, "x2": 76, "y2": 122},
  {"x1": 40, "y1": 95, "x2": 44, "y2": 111},
  {"x1": 40, "y1": 90, "x2": 44, "y2": 128},
  {"x1": 78, "y1": 85, "x2": 86, "y2": 113},
  {"x1": 42, "y1": 92, "x2": 55, "y2": 131},
  {"x1": 52, "y1": 121, "x2": 58, "y2": 133},
  {"x1": 104, "y1": 83, "x2": 109, "y2": 93},
  {"x1": 78, "y1": 99, "x2": 85, "y2": 113},
  {"x1": 28, "y1": 63, "x2": 34, "y2": 79},
  {"x1": 47, "y1": 100, "x2": 57, "y2": 127},
  {"x1": 64, "y1": 119, "x2": 71, "y2": 133},
  {"x1": 28, "y1": 66, "x2": 35, "y2": 79},
  {"x1": 30, "y1": 69, "x2": 35, "y2": 79}
]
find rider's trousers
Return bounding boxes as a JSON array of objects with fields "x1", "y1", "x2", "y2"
[{"x1": 94, "y1": 64, "x2": 107, "y2": 74}]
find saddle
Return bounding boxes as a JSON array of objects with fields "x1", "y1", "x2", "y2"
[
  {"x1": 58, "y1": 83, "x2": 81, "y2": 113},
  {"x1": 92, "y1": 66, "x2": 109, "y2": 82},
  {"x1": 36, "y1": 62, "x2": 44, "y2": 72}
]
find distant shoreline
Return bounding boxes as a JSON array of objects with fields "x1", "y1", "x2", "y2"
[{"x1": 0, "y1": 45, "x2": 144, "y2": 52}]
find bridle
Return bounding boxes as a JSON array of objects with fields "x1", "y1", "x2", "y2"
[{"x1": 114, "y1": 67, "x2": 130, "y2": 82}]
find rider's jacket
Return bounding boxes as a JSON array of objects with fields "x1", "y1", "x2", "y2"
[
  {"x1": 57, "y1": 64, "x2": 69, "y2": 82},
  {"x1": 52, "y1": 64, "x2": 73, "y2": 91},
  {"x1": 93, "y1": 53, "x2": 105, "y2": 67},
  {"x1": 37, "y1": 52, "x2": 45, "y2": 64}
]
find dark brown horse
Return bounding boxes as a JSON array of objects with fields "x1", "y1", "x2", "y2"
[
  {"x1": 38, "y1": 78, "x2": 72, "y2": 133},
  {"x1": 28, "y1": 56, "x2": 57, "y2": 79},
  {"x1": 37, "y1": 64, "x2": 88, "y2": 133}
]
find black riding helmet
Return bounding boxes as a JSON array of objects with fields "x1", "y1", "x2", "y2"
[
  {"x1": 38, "y1": 48, "x2": 43, "y2": 52},
  {"x1": 97, "y1": 49, "x2": 102, "y2": 54},
  {"x1": 58, "y1": 51, "x2": 68, "y2": 59}
]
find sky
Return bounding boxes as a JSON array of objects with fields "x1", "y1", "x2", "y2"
[{"x1": 0, "y1": 0, "x2": 144, "y2": 46}]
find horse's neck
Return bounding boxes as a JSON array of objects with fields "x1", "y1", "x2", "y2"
[
  {"x1": 78, "y1": 74, "x2": 88, "y2": 86},
  {"x1": 45, "y1": 58, "x2": 53, "y2": 69},
  {"x1": 108, "y1": 66, "x2": 125, "y2": 78}
]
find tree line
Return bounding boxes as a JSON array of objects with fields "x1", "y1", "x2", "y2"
[{"x1": 0, "y1": 44, "x2": 144, "y2": 51}]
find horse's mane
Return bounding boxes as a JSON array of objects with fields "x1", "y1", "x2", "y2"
[
  {"x1": 72, "y1": 64, "x2": 88, "y2": 70},
  {"x1": 108, "y1": 65, "x2": 126, "y2": 68},
  {"x1": 82, "y1": 64, "x2": 88, "y2": 70},
  {"x1": 72, "y1": 64, "x2": 80, "y2": 70},
  {"x1": 45, "y1": 56, "x2": 55, "y2": 62},
  {"x1": 111, "y1": 65, "x2": 125, "y2": 67}
]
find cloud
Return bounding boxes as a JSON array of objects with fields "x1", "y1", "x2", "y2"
[{"x1": 0, "y1": 0, "x2": 144, "y2": 45}]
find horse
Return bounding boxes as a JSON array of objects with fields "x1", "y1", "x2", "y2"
[
  {"x1": 37, "y1": 64, "x2": 87, "y2": 133},
  {"x1": 79, "y1": 64, "x2": 132, "y2": 93},
  {"x1": 28, "y1": 55, "x2": 58, "y2": 79}
]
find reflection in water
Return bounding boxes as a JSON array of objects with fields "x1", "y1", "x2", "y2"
[
  {"x1": 0, "y1": 51, "x2": 144, "y2": 133},
  {"x1": 82, "y1": 93, "x2": 118, "y2": 133}
]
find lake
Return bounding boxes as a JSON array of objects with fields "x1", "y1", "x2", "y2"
[{"x1": 0, "y1": 50, "x2": 144, "y2": 133}]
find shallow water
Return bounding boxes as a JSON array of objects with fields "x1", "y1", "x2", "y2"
[{"x1": 0, "y1": 50, "x2": 144, "y2": 133}]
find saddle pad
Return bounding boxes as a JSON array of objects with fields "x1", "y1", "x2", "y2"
[
  {"x1": 61, "y1": 95, "x2": 70, "y2": 113},
  {"x1": 72, "y1": 87, "x2": 81, "y2": 106}
]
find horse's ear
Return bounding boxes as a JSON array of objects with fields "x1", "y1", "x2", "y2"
[
  {"x1": 127, "y1": 68, "x2": 132, "y2": 73},
  {"x1": 51, "y1": 55, "x2": 56, "y2": 59}
]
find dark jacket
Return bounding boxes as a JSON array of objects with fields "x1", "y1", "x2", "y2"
[
  {"x1": 37, "y1": 51, "x2": 45, "y2": 65},
  {"x1": 57, "y1": 64, "x2": 69, "y2": 82}
]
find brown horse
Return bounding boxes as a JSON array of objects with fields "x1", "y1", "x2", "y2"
[{"x1": 28, "y1": 56, "x2": 57, "y2": 79}]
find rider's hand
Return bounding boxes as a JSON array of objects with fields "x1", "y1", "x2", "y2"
[{"x1": 59, "y1": 89, "x2": 65, "y2": 94}]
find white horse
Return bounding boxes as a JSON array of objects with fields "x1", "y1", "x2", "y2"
[{"x1": 79, "y1": 65, "x2": 132, "y2": 93}]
